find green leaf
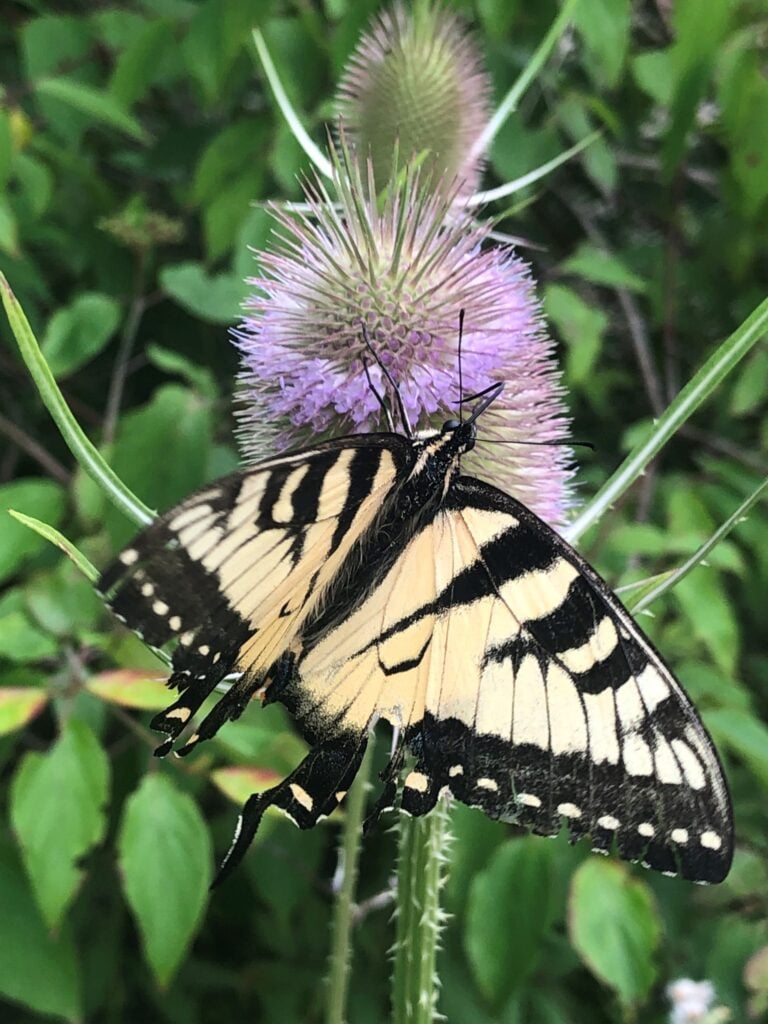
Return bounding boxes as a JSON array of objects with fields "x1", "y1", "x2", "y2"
[
  {"x1": 730, "y1": 349, "x2": 768, "y2": 416},
  {"x1": 109, "y1": 20, "x2": 173, "y2": 107},
  {"x1": 465, "y1": 837, "x2": 556, "y2": 1007},
  {"x1": 632, "y1": 50, "x2": 675, "y2": 106},
  {"x1": 0, "y1": 837, "x2": 81, "y2": 1021},
  {"x1": 560, "y1": 243, "x2": 647, "y2": 293},
  {"x1": 86, "y1": 669, "x2": 170, "y2": 710},
  {"x1": 705, "y1": 708, "x2": 768, "y2": 790},
  {"x1": 211, "y1": 766, "x2": 284, "y2": 805},
  {"x1": 10, "y1": 719, "x2": 110, "y2": 929},
  {"x1": 568, "y1": 859, "x2": 661, "y2": 1009},
  {"x1": 0, "y1": 479, "x2": 66, "y2": 584},
  {"x1": 544, "y1": 284, "x2": 607, "y2": 386},
  {"x1": 574, "y1": 0, "x2": 631, "y2": 88},
  {"x1": 7, "y1": 511, "x2": 99, "y2": 585},
  {"x1": 35, "y1": 77, "x2": 149, "y2": 142},
  {"x1": 13, "y1": 152, "x2": 54, "y2": 221},
  {"x1": 146, "y1": 344, "x2": 217, "y2": 399},
  {"x1": 0, "y1": 610, "x2": 57, "y2": 662},
  {"x1": 0, "y1": 110, "x2": 11, "y2": 189},
  {"x1": 0, "y1": 688, "x2": 49, "y2": 737},
  {"x1": 234, "y1": 205, "x2": 276, "y2": 279},
  {"x1": 673, "y1": 568, "x2": 739, "y2": 675},
  {"x1": 0, "y1": 197, "x2": 19, "y2": 257},
  {"x1": 104, "y1": 383, "x2": 213, "y2": 547},
  {"x1": 41, "y1": 292, "x2": 121, "y2": 378},
  {"x1": 445, "y1": 804, "x2": 504, "y2": 915},
  {"x1": 21, "y1": 14, "x2": 95, "y2": 142},
  {"x1": 718, "y1": 43, "x2": 768, "y2": 217},
  {"x1": 118, "y1": 774, "x2": 212, "y2": 986},
  {"x1": 160, "y1": 262, "x2": 248, "y2": 324}
]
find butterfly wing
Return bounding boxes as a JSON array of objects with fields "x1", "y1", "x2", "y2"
[
  {"x1": 286, "y1": 473, "x2": 732, "y2": 883},
  {"x1": 98, "y1": 434, "x2": 411, "y2": 755}
]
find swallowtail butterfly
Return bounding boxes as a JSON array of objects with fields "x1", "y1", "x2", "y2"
[{"x1": 99, "y1": 384, "x2": 733, "y2": 886}]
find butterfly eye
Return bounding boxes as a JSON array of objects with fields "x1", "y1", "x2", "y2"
[{"x1": 441, "y1": 418, "x2": 461, "y2": 434}]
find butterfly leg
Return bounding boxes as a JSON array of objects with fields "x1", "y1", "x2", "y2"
[
  {"x1": 364, "y1": 739, "x2": 406, "y2": 833},
  {"x1": 213, "y1": 731, "x2": 369, "y2": 887}
]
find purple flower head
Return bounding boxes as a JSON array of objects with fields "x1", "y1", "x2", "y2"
[
  {"x1": 234, "y1": 156, "x2": 573, "y2": 525},
  {"x1": 335, "y1": 2, "x2": 491, "y2": 199}
]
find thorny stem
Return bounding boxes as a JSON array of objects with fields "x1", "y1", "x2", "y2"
[
  {"x1": 392, "y1": 801, "x2": 452, "y2": 1024},
  {"x1": 325, "y1": 740, "x2": 375, "y2": 1024}
]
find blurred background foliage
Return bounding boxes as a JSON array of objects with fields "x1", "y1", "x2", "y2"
[{"x1": 1, "y1": 0, "x2": 767, "y2": 1022}]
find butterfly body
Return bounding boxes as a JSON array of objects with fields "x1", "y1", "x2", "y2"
[{"x1": 99, "y1": 417, "x2": 733, "y2": 886}]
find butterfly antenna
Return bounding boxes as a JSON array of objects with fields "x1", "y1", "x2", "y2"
[
  {"x1": 467, "y1": 381, "x2": 504, "y2": 424},
  {"x1": 477, "y1": 438, "x2": 596, "y2": 451},
  {"x1": 457, "y1": 309, "x2": 465, "y2": 422},
  {"x1": 362, "y1": 356, "x2": 396, "y2": 432},
  {"x1": 360, "y1": 323, "x2": 413, "y2": 436}
]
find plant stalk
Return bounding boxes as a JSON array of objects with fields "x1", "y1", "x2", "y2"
[
  {"x1": 325, "y1": 739, "x2": 375, "y2": 1024},
  {"x1": 392, "y1": 800, "x2": 452, "y2": 1024}
]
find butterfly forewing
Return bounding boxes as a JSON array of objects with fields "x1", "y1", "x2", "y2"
[{"x1": 98, "y1": 434, "x2": 411, "y2": 754}]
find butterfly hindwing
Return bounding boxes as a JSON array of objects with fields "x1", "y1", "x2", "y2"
[{"x1": 283, "y1": 474, "x2": 732, "y2": 883}]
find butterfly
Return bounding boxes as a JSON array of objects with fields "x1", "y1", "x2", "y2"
[{"x1": 98, "y1": 379, "x2": 733, "y2": 887}]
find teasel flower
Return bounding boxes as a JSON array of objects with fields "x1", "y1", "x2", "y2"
[
  {"x1": 335, "y1": 1, "x2": 491, "y2": 199},
  {"x1": 234, "y1": 152, "x2": 572, "y2": 526}
]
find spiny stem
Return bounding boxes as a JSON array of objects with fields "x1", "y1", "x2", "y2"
[
  {"x1": 325, "y1": 739, "x2": 375, "y2": 1024},
  {"x1": 392, "y1": 800, "x2": 452, "y2": 1024}
]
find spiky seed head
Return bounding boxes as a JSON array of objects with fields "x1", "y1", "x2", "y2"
[{"x1": 335, "y1": 2, "x2": 491, "y2": 198}]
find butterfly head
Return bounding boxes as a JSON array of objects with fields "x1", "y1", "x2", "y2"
[{"x1": 440, "y1": 417, "x2": 476, "y2": 453}]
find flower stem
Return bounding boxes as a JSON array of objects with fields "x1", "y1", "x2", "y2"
[
  {"x1": 325, "y1": 738, "x2": 375, "y2": 1024},
  {"x1": 392, "y1": 800, "x2": 452, "y2": 1024}
]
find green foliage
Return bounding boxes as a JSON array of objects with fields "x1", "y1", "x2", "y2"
[
  {"x1": 0, "y1": 1, "x2": 766, "y2": 1022},
  {"x1": 118, "y1": 774, "x2": 212, "y2": 986},
  {"x1": 11, "y1": 720, "x2": 110, "y2": 930},
  {"x1": 568, "y1": 859, "x2": 661, "y2": 1011}
]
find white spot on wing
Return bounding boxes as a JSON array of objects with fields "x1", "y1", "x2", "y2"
[
  {"x1": 152, "y1": 600, "x2": 169, "y2": 616},
  {"x1": 557, "y1": 802, "x2": 581, "y2": 819},
  {"x1": 598, "y1": 815, "x2": 620, "y2": 830},
  {"x1": 671, "y1": 828, "x2": 689, "y2": 844},
  {"x1": 404, "y1": 771, "x2": 429, "y2": 793},
  {"x1": 517, "y1": 792, "x2": 541, "y2": 808},
  {"x1": 700, "y1": 830, "x2": 722, "y2": 851},
  {"x1": 477, "y1": 778, "x2": 498, "y2": 792},
  {"x1": 637, "y1": 822, "x2": 655, "y2": 837},
  {"x1": 289, "y1": 783, "x2": 314, "y2": 812},
  {"x1": 120, "y1": 548, "x2": 139, "y2": 565}
]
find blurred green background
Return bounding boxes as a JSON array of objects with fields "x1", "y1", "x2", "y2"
[{"x1": 1, "y1": 1, "x2": 767, "y2": 1021}]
